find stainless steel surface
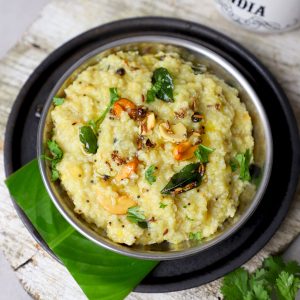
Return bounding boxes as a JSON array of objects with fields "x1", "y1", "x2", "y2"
[{"x1": 37, "y1": 35, "x2": 273, "y2": 260}]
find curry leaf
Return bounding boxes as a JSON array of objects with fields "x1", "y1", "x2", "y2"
[
  {"x1": 95, "y1": 87, "x2": 119, "y2": 128},
  {"x1": 5, "y1": 160, "x2": 158, "y2": 300},
  {"x1": 161, "y1": 163, "x2": 202, "y2": 195},
  {"x1": 79, "y1": 126, "x2": 98, "y2": 154},
  {"x1": 147, "y1": 68, "x2": 174, "y2": 103}
]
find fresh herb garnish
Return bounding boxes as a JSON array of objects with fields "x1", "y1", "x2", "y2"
[
  {"x1": 95, "y1": 87, "x2": 120, "y2": 129},
  {"x1": 46, "y1": 140, "x2": 63, "y2": 181},
  {"x1": 189, "y1": 232, "x2": 202, "y2": 240},
  {"x1": 159, "y1": 203, "x2": 167, "y2": 209},
  {"x1": 221, "y1": 256, "x2": 300, "y2": 300},
  {"x1": 53, "y1": 97, "x2": 64, "y2": 106},
  {"x1": 127, "y1": 206, "x2": 148, "y2": 229},
  {"x1": 186, "y1": 216, "x2": 194, "y2": 221},
  {"x1": 145, "y1": 165, "x2": 157, "y2": 185},
  {"x1": 230, "y1": 149, "x2": 252, "y2": 182},
  {"x1": 194, "y1": 144, "x2": 214, "y2": 164},
  {"x1": 147, "y1": 67, "x2": 174, "y2": 103},
  {"x1": 161, "y1": 163, "x2": 202, "y2": 195},
  {"x1": 79, "y1": 126, "x2": 98, "y2": 154},
  {"x1": 79, "y1": 88, "x2": 119, "y2": 153},
  {"x1": 230, "y1": 159, "x2": 239, "y2": 172},
  {"x1": 87, "y1": 120, "x2": 97, "y2": 133}
]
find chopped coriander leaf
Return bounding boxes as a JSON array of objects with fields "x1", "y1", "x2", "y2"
[
  {"x1": 47, "y1": 140, "x2": 63, "y2": 160},
  {"x1": 229, "y1": 159, "x2": 239, "y2": 172},
  {"x1": 46, "y1": 140, "x2": 63, "y2": 181},
  {"x1": 145, "y1": 165, "x2": 156, "y2": 184},
  {"x1": 53, "y1": 97, "x2": 64, "y2": 106},
  {"x1": 194, "y1": 144, "x2": 214, "y2": 163},
  {"x1": 186, "y1": 216, "x2": 194, "y2": 221},
  {"x1": 159, "y1": 202, "x2": 167, "y2": 208},
  {"x1": 79, "y1": 126, "x2": 98, "y2": 154},
  {"x1": 189, "y1": 232, "x2": 202, "y2": 240},
  {"x1": 127, "y1": 206, "x2": 148, "y2": 229},
  {"x1": 146, "y1": 67, "x2": 174, "y2": 103},
  {"x1": 50, "y1": 164, "x2": 60, "y2": 181},
  {"x1": 235, "y1": 149, "x2": 252, "y2": 181}
]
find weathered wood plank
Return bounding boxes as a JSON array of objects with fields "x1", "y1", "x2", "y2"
[{"x1": 0, "y1": 0, "x2": 299, "y2": 299}]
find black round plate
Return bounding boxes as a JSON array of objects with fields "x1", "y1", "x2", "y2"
[{"x1": 4, "y1": 17, "x2": 300, "y2": 293}]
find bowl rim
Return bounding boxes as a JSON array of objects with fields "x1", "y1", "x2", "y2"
[{"x1": 37, "y1": 35, "x2": 273, "y2": 260}]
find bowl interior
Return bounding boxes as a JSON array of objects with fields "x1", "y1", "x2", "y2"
[{"x1": 38, "y1": 36, "x2": 273, "y2": 260}]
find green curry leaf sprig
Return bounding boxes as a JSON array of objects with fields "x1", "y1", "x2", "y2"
[
  {"x1": 46, "y1": 140, "x2": 63, "y2": 181},
  {"x1": 161, "y1": 163, "x2": 202, "y2": 195},
  {"x1": 79, "y1": 88, "x2": 120, "y2": 154},
  {"x1": 147, "y1": 67, "x2": 174, "y2": 103},
  {"x1": 161, "y1": 144, "x2": 214, "y2": 196}
]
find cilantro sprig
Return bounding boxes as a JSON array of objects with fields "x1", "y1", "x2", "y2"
[
  {"x1": 145, "y1": 165, "x2": 157, "y2": 185},
  {"x1": 127, "y1": 206, "x2": 148, "y2": 229},
  {"x1": 221, "y1": 256, "x2": 300, "y2": 300},
  {"x1": 230, "y1": 149, "x2": 252, "y2": 181},
  {"x1": 194, "y1": 144, "x2": 214, "y2": 163},
  {"x1": 46, "y1": 140, "x2": 63, "y2": 181}
]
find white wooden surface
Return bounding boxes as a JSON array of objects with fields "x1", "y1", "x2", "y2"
[{"x1": 0, "y1": 0, "x2": 299, "y2": 299}]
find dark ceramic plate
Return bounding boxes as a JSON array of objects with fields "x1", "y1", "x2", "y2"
[{"x1": 4, "y1": 17, "x2": 300, "y2": 293}]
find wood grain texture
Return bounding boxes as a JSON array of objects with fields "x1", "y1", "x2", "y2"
[{"x1": 0, "y1": 0, "x2": 299, "y2": 299}]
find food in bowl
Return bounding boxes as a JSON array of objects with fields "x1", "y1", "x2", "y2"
[{"x1": 47, "y1": 50, "x2": 256, "y2": 246}]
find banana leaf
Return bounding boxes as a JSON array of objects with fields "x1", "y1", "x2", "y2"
[{"x1": 5, "y1": 159, "x2": 158, "y2": 300}]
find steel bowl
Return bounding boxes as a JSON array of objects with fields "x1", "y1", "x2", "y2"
[{"x1": 37, "y1": 35, "x2": 273, "y2": 260}]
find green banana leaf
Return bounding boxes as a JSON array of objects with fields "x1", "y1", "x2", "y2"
[{"x1": 5, "y1": 159, "x2": 158, "y2": 300}]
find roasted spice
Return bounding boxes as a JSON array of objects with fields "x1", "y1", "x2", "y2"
[
  {"x1": 191, "y1": 112, "x2": 204, "y2": 123},
  {"x1": 116, "y1": 68, "x2": 125, "y2": 76},
  {"x1": 136, "y1": 135, "x2": 144, "y2": 150},
  {"x1": 145, "y1": 138, "x2": 155, "y2": 148},
  {"x1": 198, "y1": 164, "x2": 206, "y2": 176},
  {"x1": 111, "y1": 150, "x2": 126, "y2": 165},
  {"x1": 174, "y1": 109, "x2": 186, "y2": 119},
  {"x1": 137, "y1": 106, "x2": 148, "y2": 119},
  {"x1": 163, "y1": 228, "x2": 169, "y2": 235},
  {"x1": 102, "y1": 175, "x2": 110, "y2": 181}
]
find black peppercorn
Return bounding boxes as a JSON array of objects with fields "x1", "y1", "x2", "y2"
[
  {"x1": 116, "y1": 68, "x2": 126, "y2": 76},
  {"x1": 191, "y1": 112, "x2": 203, "y2": 123}
]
